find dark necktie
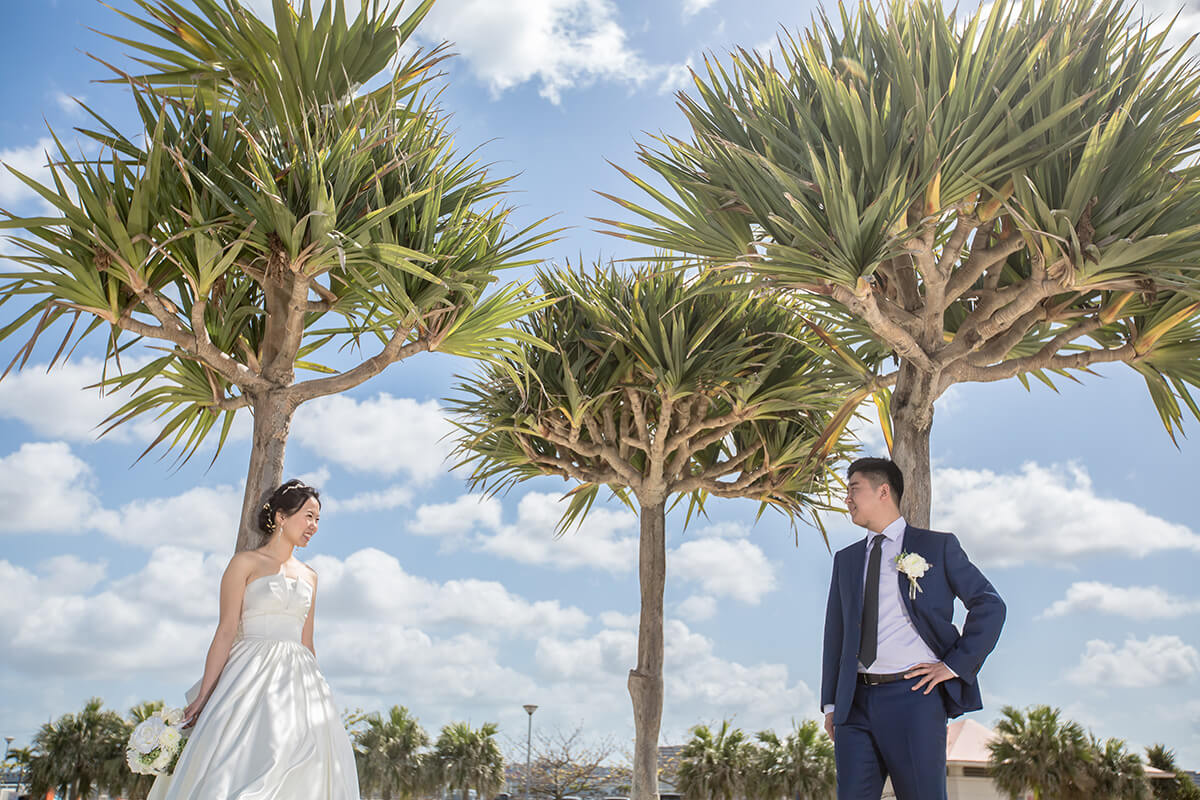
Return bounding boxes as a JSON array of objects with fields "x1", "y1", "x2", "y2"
[{"x1": 859, "y1": 533, "x2": 884, "y2": 669}]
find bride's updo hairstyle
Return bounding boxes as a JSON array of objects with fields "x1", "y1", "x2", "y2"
[{"x1": 256, "y1": 479, "x2": 322, "y2": 537}]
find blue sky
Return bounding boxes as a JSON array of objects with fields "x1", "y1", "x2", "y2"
[{"x1": 2, "y1": 0, "x2": 1200, "y2": 771}]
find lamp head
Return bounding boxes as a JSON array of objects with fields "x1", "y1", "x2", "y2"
[{"x1": 523, "y1": 704, "x2": 538, "y2": 715}]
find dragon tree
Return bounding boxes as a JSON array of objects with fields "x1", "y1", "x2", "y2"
[
  {"x1": 0, "y1": 0, "x2": 553, "y2": 550},
  {"x1": 451, "y1": 265, "x2": 853, "y2": 800},
  {"x1": 603, "y1": 0, "x2": 1200, "y2": 525}
]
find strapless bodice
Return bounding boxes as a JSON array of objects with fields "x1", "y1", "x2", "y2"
[{"x1": 238, "y1": 573, "x2": 312, "y2": 643}]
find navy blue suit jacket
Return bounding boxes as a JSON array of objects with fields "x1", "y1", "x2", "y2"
[{"x1": 820, "y1": 525, "x2": 1006, "y2": 725}]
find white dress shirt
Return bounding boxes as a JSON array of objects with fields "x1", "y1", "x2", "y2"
[
  {"x1": 857, "y1": 516, "x2": 939, "y2": 673},
  {"x1": 823, "y1": 516, "x2": 947, "y2": 715}
]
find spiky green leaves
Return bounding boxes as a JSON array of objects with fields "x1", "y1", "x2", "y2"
[
  {"x1": 451, "y1": 265, "x2": 855, "y2": 536},
  {"x1": 605, "y1": 0, "x2": 1200, "y2": 440}
]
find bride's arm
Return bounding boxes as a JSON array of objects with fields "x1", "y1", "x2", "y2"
[
  {"x1": 183, "y1": 554, "x2": 254, "y2": 726},
  {"x1": 301, "y1": 571, "x2": 318, "y2": 656}
]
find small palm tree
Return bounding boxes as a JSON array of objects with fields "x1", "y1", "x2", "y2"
[
  {"x1": 0, "y1": 0, "x2": 554, "y2": 551},
  {"x1": 1146, "y1": 744, "x2": 1200, "y2": 800},
  {"x1": 28, "y1": 697, "x2": 129, "y2": 800},
  {"x1": 432, "y1": 721, "x2": 505, "y2": 800},
  {"x1": 988, "y1": 705, "x2": 1092, "y2": 800},
  {"x1": 452, "y1": 265, "x2": 852, "y2": 800},
  {"x1": 1088, "y1": 735, "x2": 1148, "y2": 800},
  {"x1": 678, "y1": 721, "x2": 751, "y2": 800},
  {"x1": 353, "y1": 705, "x2": 431, "y2": 800},
  {"x1": 777, "y1": 721, "x2": 834, "y2": 800}
]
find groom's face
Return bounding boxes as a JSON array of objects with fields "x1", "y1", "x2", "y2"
[{"x1": 846, "y1": 473, "x2": 888, "y2": 529}]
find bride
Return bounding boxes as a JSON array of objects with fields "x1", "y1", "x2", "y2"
[{"x1": 150, "y1": 479, "x2": 360, "y2": 799}]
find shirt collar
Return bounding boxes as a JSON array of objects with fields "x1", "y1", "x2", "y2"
[{"x1": 867, "y1": 515, "x2": 907, "y2": 544}]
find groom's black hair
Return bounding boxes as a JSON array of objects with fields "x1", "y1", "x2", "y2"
[{"x1": 847, "y1": 457, "x2": 904, "y2": 502}]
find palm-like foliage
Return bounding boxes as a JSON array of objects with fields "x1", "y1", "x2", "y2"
[
  {"x1": 678, "y1": 721, "x2": 751, "y2": 800},
  {"x1": 1146, "y1": 744, "x2": 1200, "y2": 800},
  {"x1": 432, "y1": 721, "x2": 505, "y2": 800},
  {"x1": 27, "y1": 697, "x2": 130, "y2": 800},
  {"x1": 749, "y1": 722, "x2": 835, "y2": 800},
  {"x1": 1088, "y1": 735, "x2": 1149, "y2": 800},
  {"x1": 988, "y1": 705, "x2": 1093, "y2": 800},
  {"x1": 0, "y1": 0, "x2": 554, "y2": 550},
  {"x1": 603, "y1": 0, "x2": 1200, "y2": 525},
  {"x1": 451, "y1": 264, "x2": 853, "y2": 800},
  {"x1": 353, "y1": 705, "x2": 431, "y2": 800}
]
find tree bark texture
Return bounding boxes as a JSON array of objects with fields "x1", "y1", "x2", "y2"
[
  {"x1": 890, "y1": 361, "x2": 936, "y2": 529},
  {"x1": 235, "y1": 389, "x2": 297, "y2": 553},
  {"x1": 628, "y1": 501, "x2": 666, "y2": 800}
]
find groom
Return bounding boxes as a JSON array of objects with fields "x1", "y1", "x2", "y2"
[{"x1": 821, "y1": 457, "x2": 1005, "y2": 800}]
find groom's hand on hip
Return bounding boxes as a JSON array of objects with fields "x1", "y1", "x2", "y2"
[
  {"x1": 905, "y1": 661, "x2": 955, "y2": 694},
  {"x1": 824, "y1": 711, "x2": 835, "y2": 741}
]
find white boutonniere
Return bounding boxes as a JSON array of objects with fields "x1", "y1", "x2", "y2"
[{"x1": 895, "y1": 552, "x2": 931, "y2": 600}]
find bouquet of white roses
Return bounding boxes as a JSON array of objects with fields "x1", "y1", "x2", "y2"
[{"x1": 126, "y1": 707, "x2": 188, "y2": 776}]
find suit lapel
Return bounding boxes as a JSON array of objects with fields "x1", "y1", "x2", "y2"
[
  {"x1": 846, "y1": 537, "x2": 867, "y2": 622},
  {"x1": 899, "y1": 525, "x2": 938, "y2": 649}
]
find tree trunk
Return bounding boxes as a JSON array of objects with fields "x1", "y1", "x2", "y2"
[
  {"x1": 889, "y1": 362, "x2": 936, "y2": 528},
  {"x1": 628, "y1": 501, "x2": 666, "y2": 800},
  {"x1": 235, "y1": 389, "x2": 297, "y2": 553}
]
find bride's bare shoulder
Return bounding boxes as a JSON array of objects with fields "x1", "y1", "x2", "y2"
[{"x1": 226, "y1": 549, "x2": 268, "y2": 576}]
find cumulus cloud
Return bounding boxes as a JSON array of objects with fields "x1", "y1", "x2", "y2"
[
  {"x1": 932, "y1": 462, "x2": 1200, "y2": 567},
  {"x1": 682, "y1": 0, "x2": 718, "y2": 16},
  {"x1": 421, "y1": 0, "x2": 657, "y2": 103},
  {"x1": 671, "y1": 537, "x2": 776, "y2": 604},
  {"x1": 1068, "y1": 635, "x2": 1200, "y2": 689},
  {"x1": 478, "y1": 492, "x2": 639, "y2": 572},
  {"x1": 0, "y1": 356, "x2": 247, "y2": 446},
  {"x1": 676, "y1": 594, "x2": 718, "y2": 621},
  {"x1": 534, "y1": 618, "x2": 817, "y2": 733},
  {"x1": 0, "y1": 137, "x2": 54, "y2": 208},
  {"x1": 93, "y1": 485, "x2": 243, "y2": 552},
  {"x1": 411, "y1": 494, "x2": 503, "y2": 540},
  {"x1": 291, "y1": 393, "x2": 455, "y2": 483},
  {"x1": 1042, "y1": 582, "x2": 1200, "y2": 620},
  {"x1": 324, "y1": 484, "x2": 414, "y2": 514},
  {"x1": 413, "y1": 490, "x2": 638, "y2": 572},
  {"x1": 0, "y1": 442, "x2": 103, "y2": 533}
]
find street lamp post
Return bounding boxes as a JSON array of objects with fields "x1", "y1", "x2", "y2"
[
  {"x1": 3, "y1": 737, "x2": 12, "y2": 791},
  {"x1": 522, "y1": 705, "x2": 538, "y2": 800}
]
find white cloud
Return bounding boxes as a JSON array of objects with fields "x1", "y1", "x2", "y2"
[
  {"x1": 477, "y1": 492, "x2": 638, "y2": 572},
  {"x1": 932, "y1": 462, "x2": 1200, "y2": 567},
  {"x1": 411, "y1": 493, "x2": 503, "y2": 538},
  {"x1": 38, "y1": 554, "x2": 107, "y2": 593},
  {"x1": 1068, "y1": 635, "x2": 1200, "y2": 689},
  {"x1": 690, "y1": 521, "x2": 751, "y2": 539},
  {"x1": 670, "y1": 537, "x2": 776, "y2": 604},
  {"x1": 325, "y1": 483, "x2": 414, "y2": 514},
  {"x1": 0, "y1": 356, "x2": 247, "y2": 446},
  {"x1": 534, "y1": 618, "x2": 816, "y2": 735},
  {"x1": 422, "y1": 0, "x2": 657, "y2": 103},
  {"x1": 1042, "y1": 582, "x2": 1200, "y2": 620},
  {"x1": 291, "y1": 393, "x2": 455, "y2": 483},
  {"x1": 309, "y1": 547, "x2": 589, "y2": 636},
  {"x1": 676, "y1": 594, "x2": 718, "y2": 621},
  {"x1": 94, "y1": 485, "x2": 243, "y2": 552},
  {"x1": 53, "y1": 91, "x2": 83, "y2": 115},
  {"x1": 0, "y1": 442, "x2": 103, "y2": 533},
  {"x1": 0, "y1": 137, "x2": 54, "y2": 208},
  {"x1": 682, "y1": 0, "x2": 717, "y2": 17}
]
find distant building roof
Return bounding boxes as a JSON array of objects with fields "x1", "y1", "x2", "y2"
[{"x1": 946, "y1": 719, "x2": 1172, "y2": 779}]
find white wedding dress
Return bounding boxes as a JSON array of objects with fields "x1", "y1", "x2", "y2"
[{"x1": 149, "y1": 573, "x2": 360, "y2": 799}]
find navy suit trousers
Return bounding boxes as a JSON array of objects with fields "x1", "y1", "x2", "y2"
[{"x1": 834, "y1": 677, "x2": 948, "y2": 800}]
